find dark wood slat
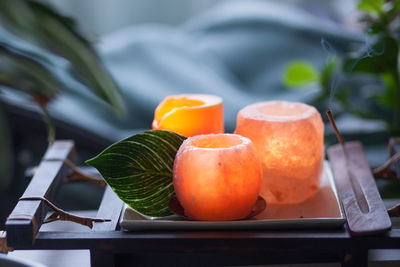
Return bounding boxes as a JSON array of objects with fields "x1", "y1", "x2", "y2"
[
  {"x1": 91, "y1": 251, "x2": 115, "y2": 267},
  {"x1": 10, "y1": 229, "x2": 400, "y2": 251},
  {"x1": 328, "y1": 141, "x2": 392, "y2": 236},
  {"x1": 341, "y1": 249, "x2": 368, "y2": 267},
  {"x1": 6, "y1": 141, "x2": 75, "y2": 247},
  {"x1": 92, "y1": 186, "x2": 123, "y2": 231},
  {"x1": 112, "y1": 250, "x2": 342, "y2": 267}
]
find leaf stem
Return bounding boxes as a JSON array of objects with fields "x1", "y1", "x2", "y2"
[{"x1": 40, "y1": 105, "x2": 55, "y2": 145}]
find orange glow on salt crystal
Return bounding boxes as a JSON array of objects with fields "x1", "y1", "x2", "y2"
[
  {"x1": 235, "y1": 101, "x2": 324, "y2": 204},
  {"x1": 152, "y1": 94, "x2": 224, "y2": 137},
  {"x1": 173, "y1": 134, "x2": 262, "y2": 221}
]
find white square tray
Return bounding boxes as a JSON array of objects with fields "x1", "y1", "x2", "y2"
[{"x1": 120, "y1": 161, "x2": 345, "y2": 231}]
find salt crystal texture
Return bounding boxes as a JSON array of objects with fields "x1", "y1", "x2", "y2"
[
  {"x1": 235, "y1": 101, "x2": 324, "y2": 204},
  {"x1": 173, "y1": 134, "x2": 262, "y2": 220}
]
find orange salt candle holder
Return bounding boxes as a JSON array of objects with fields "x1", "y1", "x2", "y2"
[
  {"x1": 173, "y1": 134, "x2": 262, "y2": 221},
  {"x1": 152, "y1": 94, "x2": 224, "y2": 137},
  {"x1": 235, "y1": 101, "x2": 324, "y2": 204}
]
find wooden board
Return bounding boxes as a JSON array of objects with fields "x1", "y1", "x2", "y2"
[
  {"x1": 328, "y1": 141, "x2": 392, "y2": 236},
  {"x1": 6, "y1": 141, "x2": 75, "y2": 247},
  {"x1": 92, "y1": 186, "x2": 123, "y2": 231}
]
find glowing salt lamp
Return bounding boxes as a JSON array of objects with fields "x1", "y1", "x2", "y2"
[
  {"x1": 152, "y1": 94, "x2": 224, "y2": 137},
  {"x1": 173, "y1": 134, "x2": 262, "y2": 221},
  {"x1": 235, "y1": 101, "x2": 324, "y2": 204}
]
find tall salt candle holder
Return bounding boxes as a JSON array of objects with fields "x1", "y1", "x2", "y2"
[{"x1": 235, "y1": 101, "x2": 324, "y2": 204}]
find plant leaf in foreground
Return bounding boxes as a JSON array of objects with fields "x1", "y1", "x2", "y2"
[
  {"x1": 0, "y1": 42, "x2": 60, "y2": 104},
  {"x1": 0, "y1": 0, "x2": 125, "y2": 115},
  {"x1": 86, "y1": 130, "x2": 186, "y2": 218}
]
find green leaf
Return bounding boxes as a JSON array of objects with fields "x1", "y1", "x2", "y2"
[
  {"x1": 388, "y1": 0, "x2": 400, "y2": 16},
  {"x1": 86, "y1": 130, "x2": 187, "y2": 218},
  {"x1": 357, "y1": 0, "x2": 384, "y2": 15},
  {"x1": 343, "y1": 36, "x2": 398, "y2": 74},
  {"x1": 0, "y1": 42, "x2": 60, "y2": 104},
  {"x1": 377, "y1": 72, "x2": 396, "y2": 109},
  {"x1": 283, "y1": 61, "x2": 319, "y2": 89},
  {"x1": 0, "y1": 0, "x2": 125, "y2": 115}
]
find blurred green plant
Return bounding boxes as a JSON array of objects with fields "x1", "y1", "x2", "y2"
[
  {"x1": 283, "y1": 61, "x2": 319, "y2": 88},
  {"x1": 283, "y1": 0, "x2": 400, "y2": 135},
  {"x1": 0, "y1": 0, "x2": 125, "y2": 144},
  {"x1": 0, "y1": 0, "x2": 125, "y2": 189}
]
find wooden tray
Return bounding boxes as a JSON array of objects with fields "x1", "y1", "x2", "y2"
[{"x1": 3, "y1": 140, "x2": 400, "y2": 267}]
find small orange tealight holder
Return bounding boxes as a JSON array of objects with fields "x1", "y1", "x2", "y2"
[
  {"x1": 173, "y1": 134, "x2": 262, "y2": 221},
  {"x1": 152, "y1": 94, "x2": 224, "y2": 137},
  {"x1": 235, "y1": 101, "x2": 324, "y2": 204}
]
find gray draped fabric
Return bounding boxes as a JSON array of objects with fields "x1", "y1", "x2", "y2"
[{"x1": 2, "y1": 0, "x2": 362, "y2": 142}]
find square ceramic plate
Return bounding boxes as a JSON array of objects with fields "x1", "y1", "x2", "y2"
[{"x1": 119, "y1": 161, "x2": 345, "y2": 231}]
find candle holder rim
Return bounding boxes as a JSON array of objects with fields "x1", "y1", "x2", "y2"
[
  {"x1": 158, "y1": 94, "x2": 223, "y2": 109},
  {"x1": 238, "y1": 101, "x2": 319, "y2": 122},
  {"x1": 182, "y1": 133, "x2": 252, "y2": 150}
]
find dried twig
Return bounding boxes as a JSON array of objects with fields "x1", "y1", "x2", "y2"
[
  {"x1": 26, "y1": 159, "x2": 106, "y2": 186},
  {"x1": 389, "y1": 137, "x2": 400, "y2": 156},
  {"x1": 60, "y1": 158, "x2": 106, "y2": 187},
  {"x1": 388, "y1": 203, "x2": 400, "y2": 217},
  {"x1": 372, "y1": 152, "x2": 400, "y2": 180},
  {"x1": 32, "y1": 158, "x2": 106, "y2": 187},
  {"x1": 0, "y1": 231, "x2": 13, "y2": 254},
  {"x1": 20, "y1": 196, "x2": 110, "y2": 228}
]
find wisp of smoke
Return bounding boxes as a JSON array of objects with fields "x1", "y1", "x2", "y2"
[
  {"x1": 321, "y1": 35, "x2": 384, "y2": 110},
  {"x1": 321, "y1": 38, "x2": 336, "y2": 55},
  {"x1": 321, "y1": 38, "x2": 341, "y2": 110},
  {"x1": 345, "y1": 34, "x2": 384, "y2": 74}
]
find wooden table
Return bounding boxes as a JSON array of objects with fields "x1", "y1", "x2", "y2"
[{"x1": 4, "y1": 141, "x2": 400, "y2": 267}]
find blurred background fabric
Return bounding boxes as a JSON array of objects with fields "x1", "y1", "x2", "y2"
[
  {"x1": 45, "y1": 0, "x2": 360, "y2": 37},
  {"x1": 1, "y1": 0, "x2": 362, "y2": 143}
]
